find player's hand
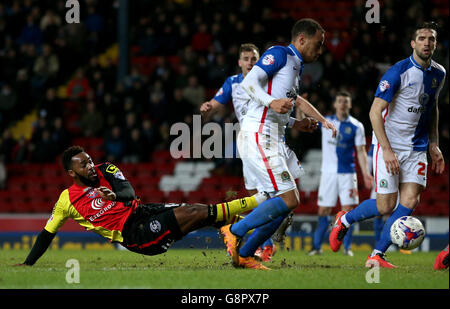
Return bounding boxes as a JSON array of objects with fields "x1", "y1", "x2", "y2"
[
  {"x1": 200, "y1": 101, "x2": 213, "y2": 117},
  {"x1": 269, "y1": 98, "x2": 293, "y2": 114},
  {"x1": 293, "y1": 117, "x2": 318, "y2": 132},
  {"x1": 362, "y1": 173, "x2": 374, "y2": 190},
  {"x1": 94, "y1": 186, "x2": 117, "y2": 201},
  {"x1": 383, "y1": 148, "x2": 400, "y2": 175},
  {"x1": 321, "y1": 120, "x2": 337, "y2": 138},
  {"x1": 429, "y1": 143, "x2": 445, "y2": 174}
]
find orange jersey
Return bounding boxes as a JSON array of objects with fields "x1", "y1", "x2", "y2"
[{"x1": 45, "y1": 163, "x2": 136, "y2": 242}]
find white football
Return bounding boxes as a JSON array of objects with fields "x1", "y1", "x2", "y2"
[{"x1": 390, "y1": 216, "x2": 425, "y2": 250}]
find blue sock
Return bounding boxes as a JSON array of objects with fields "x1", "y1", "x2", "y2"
[
  {"x1": 230, "y1": 197, "x2": 290, "y2": 237},
  {"x1": 239, "y1": 215, "x2": 285, "y2": 257},
  {"x1": 344, "y1": 199, "x2": 380, "y2": 226},
  {"x1": 375, "y1": 204, "x2": 413, "y2": 253},
  {"x1": 343, "y1": 225, "x2": 354, "y2": 251},
  {"x1": 313, "y1": 216, "x2": 330, "y2": 250},
  {"x1": 374, "y1": 216, "x2": 384, "y2": 243}
]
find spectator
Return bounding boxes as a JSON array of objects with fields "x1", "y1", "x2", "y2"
[
  {"x1": 191, "y1": 23, "x2": 212, "y2": 53},
  {"x1": 182, "y1": 75, "x2": 205, "y2": 108},
  {"x1": 18, "y1": 15, "x2": 42, "y2": 47},
  {"x1": 80, "y1": 101, "x2": 104, "y2": 137},
  {"x1": 141, "y1": 119, "x2": 157, "y2": 154},
  {"x1": 51, "y1": 117, "x2": 70, "y2": 153},
  {"x1": 40, "y1": 9, "x2": 62, "y2": 44},
  {"x1": 66, "y1": 68, "x2": 91, "y2": 100},
  {"x1": 0, "y1": 84, "x2": 17, "y2": 129},
  {"x1": 31, "y1": 129, "x2": 58, "y2": 162},
  {"x1": 11, "y1": 136, "x2": 30, "y2": 163},
  {"x1": 103, "y1": 126, "x2": 126, "y2": 163},
  {"x1": 123, "y1": 128, "x2": 146, "y2": 163},
  {"x1": 32, "y1": 43, "x2": 60, "y2": 88}
]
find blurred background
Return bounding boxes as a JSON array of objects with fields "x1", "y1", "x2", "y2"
[{"x1": 0, "y1": 0, "x2": 448, "y2": 251}]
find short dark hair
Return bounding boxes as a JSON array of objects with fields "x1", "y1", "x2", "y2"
[
  {"x1": 412, "y1": 21, "x2": 439, "y2": 40},
  {"x1": 335, "y1": 90, "x2": 352, "y2": 100},
  {"x1": 62, "y1": 145, "x2": 84, "y2": 171},
  {"x1": 239, "y1": 43, "x2": 259, "y2": 56},
  {"x1": 291, "y1": 18, "x2": 325, "y2": 41}
]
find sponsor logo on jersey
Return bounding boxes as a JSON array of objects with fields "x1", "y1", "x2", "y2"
[
  {"x1": 379, "y1": 80, "x2": 390, "y2": 92},
  {"x1": 262, "y1": 54, "x2": 275, "y2": 65},
  {"x1": 407, "y1": 106, "x2": 426, "y2": 114},
  {"x1": 89, "y1": 201, "x2": 116, "y2": 222},
  {"x1": 91, "y1": 198, "x2": 105, "y2": 210}
]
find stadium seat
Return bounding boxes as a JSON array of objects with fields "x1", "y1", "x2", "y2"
[{"x1": 165, "y1": 190, "x2": 186, "y2": 204}]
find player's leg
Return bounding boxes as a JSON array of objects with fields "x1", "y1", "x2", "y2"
[
  {"x1": 213, "y1": 191, "x2": 268, "y2": 223},
  {"x1": 229, "y1": 132, "x2": 298, "y2": 238},
  {"x1": 434, "y1": 244, "x2": 449, "y2": 270},
  {"x1": 371, "y1": 182, "x2": 422, "y2": 256},
  {"x1": 309, "y1": 206, "x2": 332, "y2": 255},
  {"x1": 221, "y1": 132, "x2": 297, "y2": 268},
  {"x1": 174, "y1": 190, "x2": 268, "y2": 235},
  {"x1": 272, "y1": 147, "x2": 304, "y2": 243},
  {"x1": 311, "y1": 173, "x2": 337, "y2": 254},
  {"x1": 367, "y1": 150, "x2": 428, "y2": 267},
  {"x1": 339, "y1": 173, "x2": 360, "y2": 255},
  {"x1": 341, "y1": 204, "x2": 355, "y2": 255},
  {"x1": 330, "y1": 146, "x2": 398, "y2": 252}
]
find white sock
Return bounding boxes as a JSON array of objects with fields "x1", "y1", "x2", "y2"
[
  {"x1": 253, "y1": 191, "x2": 269, "y2": 204},
  {"x1": 340, "y1": 214, "x2": 350, "y2": 228},
  {"x1": 371, "y1": 249, "x2": 382, "y2": 257}
]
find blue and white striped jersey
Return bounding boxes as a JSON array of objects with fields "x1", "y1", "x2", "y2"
[
  {"x1": 373, "y1": 55, "x2": 446, "y2": 151},
  {"x1": 213, "y1": 73, "x2": 250, "y2": 124},
  {"x1": 321, "y1": 115, "x2": 366, "y2": 174},
  {"x1": 240, "y1": 44, "x2": 304, "y2": 137}
]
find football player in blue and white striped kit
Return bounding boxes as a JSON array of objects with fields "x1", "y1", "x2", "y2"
[
  {"x1": 309, "y1": 91, "x2": 373, "y2": 256},
  {"x1": 220, "y1": 18, "x2": 337, "y2": 270},
  {"x1": 200, "y1": 43, "x2": 317, "y2": 262},
  {"x1": 330, "y1": 22, "x2": 446, "y2": 268}
]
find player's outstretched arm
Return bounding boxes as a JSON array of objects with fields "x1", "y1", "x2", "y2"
[
  {"x1": 291, "y1": 117, "x2": 319, "y2": 132},
  {"x1": 199, "y1": 99, "x2": 222, "y2": 119},
  {"x1": 15, "y1": 229, "x2": 56, "y2": 266},
  {"x1": 294, "y1": 95, "x2": 336, "y2": 137}
]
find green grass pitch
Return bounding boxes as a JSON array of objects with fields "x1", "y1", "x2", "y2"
[{"x1": 1, "y1": 249, "x2": 448, "y2": 289}]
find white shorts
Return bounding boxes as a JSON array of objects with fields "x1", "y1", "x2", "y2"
[
  {"x1": 373, "y1": 144, "x2": 427, "y2": 194},
  {"x1": 318, "y1": 173, "x2": 359, "y2": 207},
  {"x1": 238, "y1": 130, "x2": 299, "y2": 197}
]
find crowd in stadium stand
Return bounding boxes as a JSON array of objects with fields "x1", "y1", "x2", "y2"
[{"x1": 0, "y1": 0, "x2": 448, "y2": 171}]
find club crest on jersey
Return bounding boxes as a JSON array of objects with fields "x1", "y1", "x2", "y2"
[
  {"x1": 87, "y1": 189, "x2": 99, "y2": 199},
  {"x1": 431, "y1": 78, "x2": 438, "y2": 88},
  {"x1": 281, "y1": 171, "x2": 291, "y2": 181},
  {"x1": 379, "y1": 80, "x2": 390, "y2": 92},
  {"x1": 149, "y1": 220, "x2": 161, "y2": 233},
  {"x1": 379, "y1": 179, "x2": 388, "y2": 188},
  {"x1": 262, "y1": 54, "x2": 275, "y2": 65}
]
